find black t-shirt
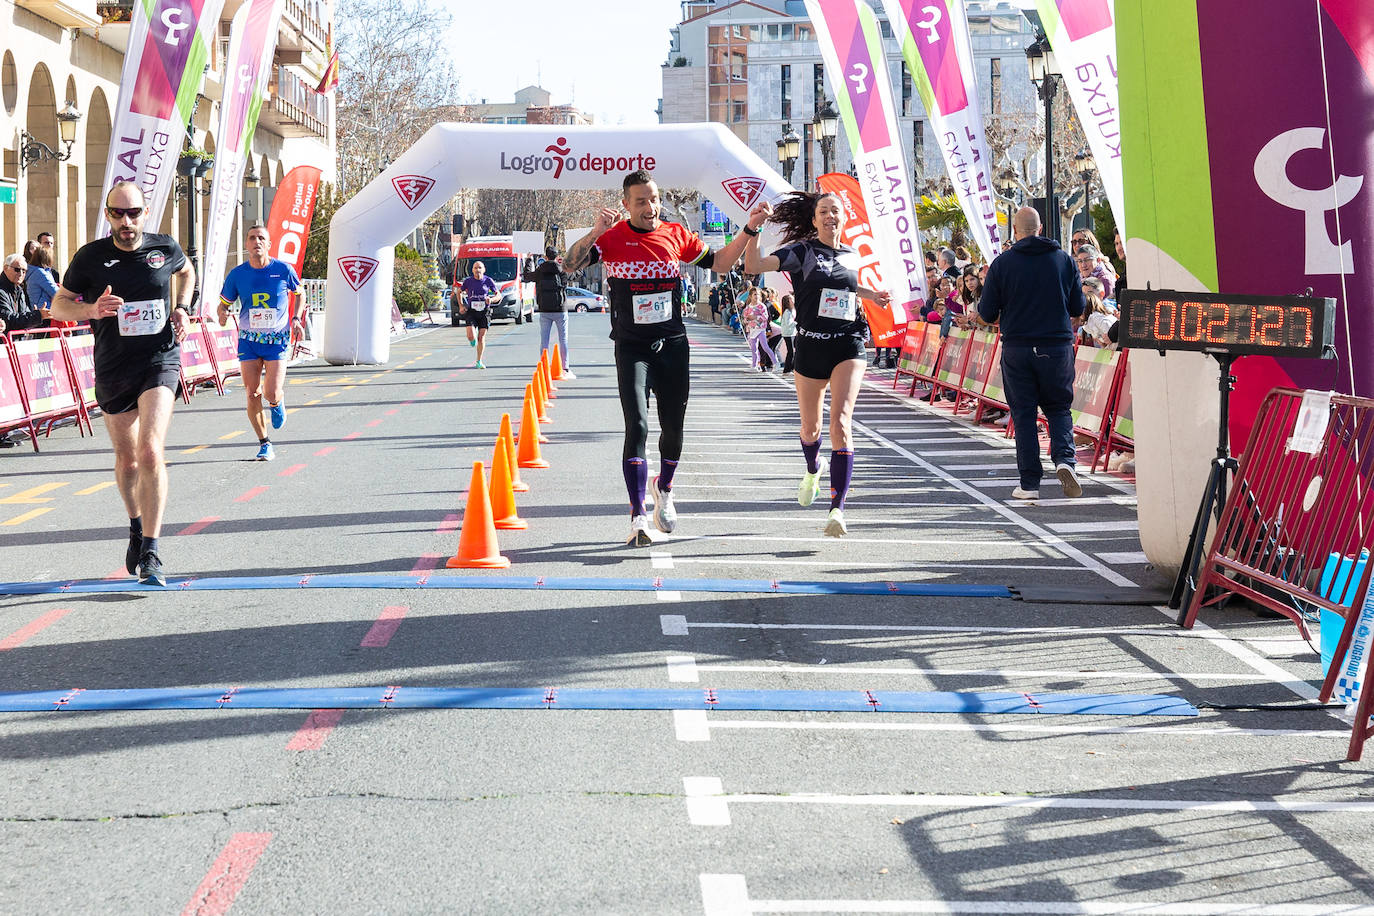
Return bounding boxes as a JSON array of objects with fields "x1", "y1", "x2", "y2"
[
  {"x1": 63, "y1": 234, "x2": 186, "y2": 377},
  {"x1": 771, "y1": 239, "x2": 866, "y2": 339}
]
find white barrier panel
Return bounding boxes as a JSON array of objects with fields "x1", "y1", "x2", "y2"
[{"x1": 325, "y1": 123, "x2": 796, "y2": 365}]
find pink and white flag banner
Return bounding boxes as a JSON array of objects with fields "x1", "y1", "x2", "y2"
[
  {"x1": 97, "y1": 0, "x2": 228, "y2": 238},
  {"x1": 804, "y1": 0, "x2": 927, "y2": 321},
  {"x1": 1036, "y1": 0, "x2": 1124, "y2": 234},
  {"x1": 882, "y1": 0, "x2": 1003, "y2": 262},
  {"x1": 202, "y1": 0, "x2": 286, "y2": 317}
]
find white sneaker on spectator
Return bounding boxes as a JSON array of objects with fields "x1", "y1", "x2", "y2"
[
  {"x1": 824, "y1": 507, "x2": 848, "y2": 537},
  {"x1": 627, "y1": 514, "x2": 654, "y2": 547},
  {"x1": 561, "y1": 370, "x2": 577, "y2": 379},
  {"x1": 1121, "y1": 458, "x2": 1135, "y2": 474},
  {"x1": 994, "y1": 415, "x2": 1010, "y2": 427},
  {"x1": 1011, "y1": 487, "x2": 1040, "y2": 501},
  {"x1": 1056, "y1": 463, "x2": 1083, "y2": 498}
]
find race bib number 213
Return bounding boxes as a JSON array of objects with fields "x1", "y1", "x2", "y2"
[{"x1": 118, "y1": 299, "x2": 166, "y2": 337}]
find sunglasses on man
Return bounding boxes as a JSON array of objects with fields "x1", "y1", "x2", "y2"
[{"x1": 106, "y1": 206, "x2": 144, "y2": 220}]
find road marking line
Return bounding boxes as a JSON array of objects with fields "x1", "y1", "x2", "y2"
[
  {"x1": 181, "y1": 445, "x2": 210, "y2": 455},
  {"x1": 651, "y1": 551, "x2": 675, "y2": 569},
  {"x1": 661, "y1": 614, "x2": 689, "y2": 636},
  {"x1": 684, "y1": 777, "x2": 731, "y2": 826},
  {"x1": 343, "y1": 432, "x2": 361, "y2": 440},
  {"x1": 176, "y1": 517, "x2": 219, "y2": 537},
  {"x1": 690, "y1": 664, "x2": 1258, "y2": 683},
  {"x1": 0, "y1": 482, "x2": 68, "y2": 504},
  {"x1": 218, "y1": 430, "x2": 246, "y2": 440},
  {"x1": 75, "y1": 482, "x2": 115, "y2": 496},
  {"x1": 314, "y1": 446, "x2": 336, "y2": 458},
  {"x1": 1048, "y1": 520, "x2": 1139, "y2": 533},
  {"x1": 697, "y1": 874, "x2": 1374, "y2": 916},
  {"x1": 285, "y1": 709, "x2": 345, "y2": 751},
  {"x1": 436, "y1": 513, "x2": 461, "y2": 535},
  {"x1": 1009, "y1": 496, "x2": 1137, "y2": 508},
  {"x1": 670, "y1": 557, "x2": 1083, "y2": 571},
  {"x1": 384, "y1": 408, "x2": 399, "y2": 416},
  {"x1": 667, "y1": 655, "x2": 699, "y2": 682},
  {"x1": 0, "y1": 608, "x2": 73, "y2": 651},
  {"x1": 304, "y1": 399, "x2": 321, "y2": 406},
  {"x1": 673, "y1": 710, "x2": 711, "y2": 742},
  {"x1": 365, "y1": 419, "x2": 383, "y2": 427},
  {"x1": 234, "y1": 486, "x2": 269, "y2": 503},
  {"x1": 412, "y1": 553, "x2": 442, "y2": 574},
  {"x1": 702, "y1": 720, "x2": 1351, "y2": 740},
  {"x1": 657, "y1": 590, "x2": 683, "y2": 602},
  {"x1": 278, "y1": 463, "x2": 307, "y2": 478},
  {"x1": 676, "y1": 620, "x2": 1249, "y2": 638},
  {"x1": 361, "y1": 605, "x2": 409, "y2": 648},
  {"x1": 2, "y1": 508, "x2": 55, "y2": 526},
  {"x1": 179, "y1": 832, "x2": 273, "y2": 916},
  {"x1": 325, "y1": 391, "x2": 340, "y2": 398},
  {"x1": 1098, "y1": 551, "x2": 1150, "y2": 565}
]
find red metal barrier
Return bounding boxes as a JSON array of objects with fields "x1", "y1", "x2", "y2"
[
  {"x1": 955, "y1": 330, "x2": 998, "y2": 416},
  {"x1": 64, "y1": 331, "x2": 98, "y2": 419},
  {"x1": 904, "y1": 325, "x2": 946, "y2": 398},
  {"x1": 893, "y1": 322, "x2": 933, "y2": 389},
  {"x1": 1180, "y1": 387, "x2": 1374, "y2": 760},
  {"x1": 929, "y1": 328, "x2": 974, "y2": 407},
  {"x1": 179, "y1": 319, "x2": 221, "y2": 400},
  {"x1": 1094, "y1": 354, "x2": 1134, "y2": 473},
  {"x1": 0, "y1": 337, "x2": 38, "y2": 450},
  {"x1": 1068, "y1": 345, "x2": 1125, "y2": 467},
  {"x1": 204, "y1": 321, "x2": 241, "y2": 388},
  {"x1": 8, "y1": 328, "x2": 88, "y2": 439}
]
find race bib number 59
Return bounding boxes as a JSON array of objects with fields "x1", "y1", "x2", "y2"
[{"x1": 118, "y1": 299, "x2": 166, "y2": 337}]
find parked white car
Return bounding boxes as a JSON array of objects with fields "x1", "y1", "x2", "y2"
[{"x1": 565, "y1": 286, "x2": 606, "y2": 312}]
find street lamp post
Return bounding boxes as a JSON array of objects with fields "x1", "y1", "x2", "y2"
[
  {"x1": 995, "y1": 170, "x2": 1019, "y2": 242},
  {"x1": 812, "y1": 99, "x2": 838, "y2": 180},
  {"x1": 775, "y1": 122, "x2": 801, "y2": 186},
  {"x1": 1075, "y1": 149, "x2": 1096, "y2": 234},
  {"x1": 1026, "y1": 35, "x2": 1061, "y2": 241},
  {"x1": 19, "y1": 100, "x2": 82, "y2": 173}
]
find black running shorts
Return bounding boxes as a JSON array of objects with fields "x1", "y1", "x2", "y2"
[
  {"x1": 96, "y1": 363, "x2": 182, "y2": 414},
  {"x1": 465, "y1": 308, "x2": 491, "y2": 329},
  {"x1": 794, "y1": 334, "x2": 865, "y2": 380}
]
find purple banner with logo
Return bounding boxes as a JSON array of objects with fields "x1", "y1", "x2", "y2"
[
  {"x1": 1199, "y1": 0, "x2": 1373, "y2": 414},
  {"x1": 810, "y1": 0, "x2": 892, "y2": 151},
  {"x1": 895, "y1": 0, "x2": 968, "y2": 114}
]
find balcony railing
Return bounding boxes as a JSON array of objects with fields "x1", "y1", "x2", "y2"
[
  {"x1": 282, "y1": 0, "x2": 328, "y2": 49},
  {"x1": 267, "y1": 66, "x2": 328, "y2": 138}
]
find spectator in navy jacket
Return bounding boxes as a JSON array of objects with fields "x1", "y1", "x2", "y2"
[{"x1": 977, "y1": 207, "x2": 1086, "y2": 502}]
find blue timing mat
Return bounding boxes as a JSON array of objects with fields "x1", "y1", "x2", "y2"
[
  {"x1": 0, "y1": 574, "x2": 1014, "y2": 599},
  {"x1": 0, "y1": 687, "x2": 1198, "y2": 716}
]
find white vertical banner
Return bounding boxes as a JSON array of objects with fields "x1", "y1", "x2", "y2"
[
  {"x1": 1036, "y1": 0, "x2": 1123, "y2": 234},
  {"x1": 882, "y1": 0, "x2": 1003, "y2": 262},
  {"x1": 97, "y1": 0, "x2": 228, "y2": 238},
  {"x1": 804, "y1": 0, "x2": 927, "y2": 333},
  {"x1": 201, "y1": 0, "x2": 286, "y2": 314}
]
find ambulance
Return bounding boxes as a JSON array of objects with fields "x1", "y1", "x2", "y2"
[{"x1": 450, "y1": 236, "x2": 536, "y2": 325}]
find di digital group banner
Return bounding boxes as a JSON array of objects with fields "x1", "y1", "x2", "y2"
[
  {"x1": 881, "y1": 0, "x2": 1002, "y2": 263},
  {"x1": 202, "y1": 0, "x2": 286, "y2": 316},
  {"x1": 97, "y1": 0, "x2": 227, "y2": 237},
  {"x1": 805, "y1": 0, "x2": 926, "y2": 330},
  {"x1": 1036, "y1": 0, "x2": 1124, "y2": 234}
]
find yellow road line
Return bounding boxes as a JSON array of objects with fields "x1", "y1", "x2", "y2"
[
  {"x1": 286, "y1": 408, "x2": 300, "y2": 415},
  {"x1": 3, "y1": 508, "x2": 55, "y2": 526},
  {"x1": 304, "y1": 399, "x2": 320, "y2": 406},
  {"x1": 325, "y1": 391, "x2": 340, "y2": 398},
  {"x1": 181, "y1": 445, "x2": 210, "y2": 455},
  {"x1": 219, "y1": 430, "x2": 246, "y2": 441},
  {"x1": 75, "y1": 482, "x2": 115, "y2": 496},
  {"x1": 0, "y1": 483, "x2": 69, "y2": 504}
]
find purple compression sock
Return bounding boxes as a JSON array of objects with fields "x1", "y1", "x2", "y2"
[
  {"x1": 658, "y1": 458, "x2": 678, "y2": 491},
  {"x1": 829, "y1": 449, "x2": 854, "y2": 509},
  {"x1": 800, "y1": 437, "x2": 821, "y2": 475},
  {"x1": 623, "y1": 458, "x2": 648, "y2": 516}
]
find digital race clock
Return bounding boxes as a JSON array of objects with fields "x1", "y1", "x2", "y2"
[{"x1": 1118, "y1": 289, "x2": 1335, "y2": 359}]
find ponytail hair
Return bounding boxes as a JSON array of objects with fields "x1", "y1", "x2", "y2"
[{"x1": 768, "y1": 190, "x2": 844, "y2": 246}]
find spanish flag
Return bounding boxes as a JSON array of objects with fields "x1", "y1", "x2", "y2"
[{"x1": 315, "y1": 24, "x2": 339, "y2": 94}]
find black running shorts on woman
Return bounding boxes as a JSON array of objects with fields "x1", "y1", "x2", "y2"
[{"x1": 769, "y1": 238, "x2": 866, "y2": 380}]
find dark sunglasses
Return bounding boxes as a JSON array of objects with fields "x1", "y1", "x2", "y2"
[{"x1": 106, "y1": 206, "x2": 144, "y2": 219}]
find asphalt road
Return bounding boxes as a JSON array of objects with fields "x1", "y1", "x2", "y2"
[{"x1": 1, "y1": 314, "x2": 1370, "y2": 915}]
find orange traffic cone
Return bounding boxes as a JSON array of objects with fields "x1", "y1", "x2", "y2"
[
  {"x1": 542, "y1": 349, "x2": 557, "y2": 395},
  {"x1": 489, "y1": 437, "x2": 527, "y2": 530},
  {"x1": 446, "y1": 461, "x2": 510, "y2": 568},
  {"x1": 533, "y1": 369, "x2": 552, "y2": 424},
  {"x1": 498, "y1": 412, "x2": 528, "y2": 492},
  {"x1": 517, "y1": 385, "x2": 550, "y2": 468},
  {"x1": 520, "y1": 381, "x2": 549, "y2": 443},
  {"x1": 549, "y1": 343, "x2": 564, "y2": 381},
  {"x1": 538, "y1": 350, "x2": 557, "y2": 397}
]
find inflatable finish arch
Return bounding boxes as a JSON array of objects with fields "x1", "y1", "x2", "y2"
[{"x1": 325, "y1": 123, "x2": 796, "y2": 365}]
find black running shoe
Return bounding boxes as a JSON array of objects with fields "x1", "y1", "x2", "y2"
[
  {"x1": 126, "y1": 531, "x2": 141, "y2": 576},
  {"x1": 138, "y1": 551, "x2": 166, "y2": 587}
]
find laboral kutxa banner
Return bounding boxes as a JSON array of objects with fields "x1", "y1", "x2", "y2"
[
  {"x1": 1118, "y1": 0, "x2": 1373, "y2": 565},
  {"x1": 97, "y1": 0, "x2": 227, "y2": 238},
  {"x1": 881, "y1": 0, "x2": 1002, "y2": 263},
  {"x1": 201, "y1": 0, "x2": 286, "y2": 318},
  {"x1": 805, "y1": 0, "x2": 926, "y2": 339},
  {"x1": 817, "y1": 172, "x2": 903, "y2": 346},
  {"x1": 1036, "y1": 0, "x2": 1124, "y2": 234}
]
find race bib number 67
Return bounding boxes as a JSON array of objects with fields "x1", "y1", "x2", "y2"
[{"x1": 118, "y1": 299, "x2": 166, "y2": 337}]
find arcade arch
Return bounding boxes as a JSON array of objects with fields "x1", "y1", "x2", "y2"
[
  {"x1": 23, "y1": 64, "x2": 58, "y2": 247},
  {"x1": 84, "y1": 89, "x2": 112, "y2": 240}
]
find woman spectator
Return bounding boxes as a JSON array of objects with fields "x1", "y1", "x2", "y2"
[
  {"x1": 742, "y1": 287, "x2": 772, "y2": 371},
  {"x1": 24, "y1": 246, "x2": 60, "y2": 326},
  {"x1": 1078, "y1": 277, "x2": 1117, "y2": 347},
  {"x1": 775, "y1": 293, "x2": 797, "y2": 374},
  {"x1": 742, "y1": 190, "x2": 892, "y2": 537}
]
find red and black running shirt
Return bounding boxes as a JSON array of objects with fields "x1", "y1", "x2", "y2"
[{"x1": 589, "y1": 220, "x2": 712, "y2": 343}]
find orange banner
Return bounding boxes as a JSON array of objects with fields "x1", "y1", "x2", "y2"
[{"x1": 817, "y1": 172, "x2": 902, "y2": 348}]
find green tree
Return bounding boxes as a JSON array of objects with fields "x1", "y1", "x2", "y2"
[
  {"x1": 300, "y1": 182, "x2": 344, "y2": 280},
  {"x1": 392, "y1": 254, "x2": 431, "y2": 314}
]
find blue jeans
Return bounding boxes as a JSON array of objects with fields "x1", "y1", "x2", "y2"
[
  {"x1": 539, "y1": 311, "x2": 570, "y2": 369},
  {"x1": 1000, "y1": 344, "x2": 1075, "y2": 489}
]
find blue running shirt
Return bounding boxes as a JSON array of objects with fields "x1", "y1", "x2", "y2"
[{"x1": 220, "y1": 258, "x2": 301, "y2": 345}]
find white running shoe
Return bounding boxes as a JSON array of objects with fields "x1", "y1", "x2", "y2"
[
  {"x1": 1056, "y1": 463, "x2": 1083, "y2": 498},
  {"x1": 561, "y1": 370, "x2": 577, "y2": 379},
  {"x1": 651, "y1": 475, "x2": 677, "y2": 533},
  {"x1": 1011, "y1": 487, "x2": 1040, "y2": 501},
  {"x1": 798, "y1": 470, "x2": 821, "y2": 507},
  {"x1": 627, "y1": 514, "x2": 654, "y2": 547},
  {"x1": 824, "y1": 507, "x2": 848, "y2": 537}
]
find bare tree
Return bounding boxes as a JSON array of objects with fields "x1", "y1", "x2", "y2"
[
  {"x1": 469, "y1": 189, "x2": 621, "y2": 238},
  {"x1": 334, "y1": 0, "x2": 468, "y2": 195}
]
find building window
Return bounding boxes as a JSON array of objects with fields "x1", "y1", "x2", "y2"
[
  {"x1": 990, "y1": 58, "x2": 1001, "y2": 115},
  {"x1": 813, "y1": 63, "x2": 825, "y2": 107},
  {"x1": 803, "y1": 121, "x2": 813, "y2": 187},
  {"x1": 708, "y1": 24, "x2": 750, "y2": 126},
  {"x1": 781, "y1": 64, "x2": 791, "y2": 120},
  {"x1": 901, "y1": 64, "x2": 912, "y2": 118},
  {"x1": 913, "y1": 120, "x2": 925, "y2": 182}
]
